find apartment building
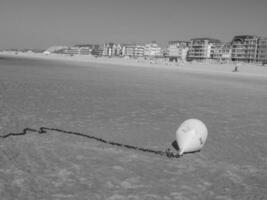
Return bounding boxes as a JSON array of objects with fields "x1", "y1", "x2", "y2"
[
  {"x1": 187, "y1": 38, "x2": 221, "y2": 61},
  {"x1": 64, "y1": 46, "x2": 80, "y2": 55},
  {"x1": 90, "y1": 45, "x2": 104, "y2": 57},
  {"x1": 144, "y1": 42, "x2": 162, "y2": 57},
  {"x1": 44, "y1": 46, "x2": 68, "y2": 54},
  {"x1": 103, "y1": 43, "x2": 122, "y2": 57},
  {"x1": 64, "y1": 44, "x2": 96, "y2": 55},
  {"x1": 121, "y1": 44, "x2": 145, "y2": 57},
  {"x1": 256, "y1": 37, "x2": 267, "y2": 64},
  {"x1": 231, "y1": 35, "x2": 258, "y2": 62},
  {"x1": 167, "y1": 41, "x2": 189, "y2": 62},
  {"x1": 212, "y1": 42, "x2": 232, "y2": 61}
]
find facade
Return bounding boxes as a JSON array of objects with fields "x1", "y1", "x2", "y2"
[
  {"x1": 64, "y1": 47, "x2": 80, "y2": 55},
  {"x1": 212, "y1": 43, "x2": 223, "y2": 60},
  {"x1": 167, "y1": 41, "x2": 189, "y2": 62},
  {"x1": 103, "y1": 43, "x2": 122, "y2": 57},
  {"x1": 122, "y1": 44, "x2": 145, "y2": 57},
  {"x1": 256, "y1": 37, "x2": 267, "y2": 64},
  {"x1": 212, "y1": 42, "x2": 232, "y2": 61},
  {"x1": 64, "y1": 44, "x2": 96, "y2": 55},
  {"x1": 144, "y1": 42, "x2": 162, "y2": 57},
  {"x1": 187, "y1": 38, "x2": 221, "y2": 61},
  {"x1": 231, "y1": 35, "x2": 258, "y2": 62},
  {"x1": 44, "y1": 46, "x2": 68, "y2": 54},
  {"x1": 221, "y1": 42, "x2": 232, "y2": 60},
  {"x1": 90, "y1": 45, "x2": 104, "y2": 56}
]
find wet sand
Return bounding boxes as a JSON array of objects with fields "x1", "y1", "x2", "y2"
[{"x1": 0, "y1": 55, "x2": 267, "y2": 199}]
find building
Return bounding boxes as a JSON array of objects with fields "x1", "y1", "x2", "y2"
[
  {"x1": 103, "y1": 43, "x2": 122, "y2": 57},
  {"x1": 75, "y1": 44, "x2": 94, "y2": 55},
  {"x1": 212, "y1": 42, "x2": 232, "y2": 61},
  {"x1": 44, "y1": 46, "x2": 68, "y2": 54},
  {"x1": 221, "y1": 42, "x2": 232, "y2": 61},
  {"x1": 167, "y1": 41, "x2": 189, "y2": 62},
  {"x1": 64, "y1": 47, "x2": 79, "y2": 55},
  {"x1": 231, "y1": 35, "x2": 258, "y2": 62},
  {"x1": 187, "y1": 38, "x2": 221, "y2": 61},
  {"x1": 90, "y1": 45, "x2": 104, "y2": 57},
  {"x1": 121, "y1": 44, "x2": 145, "y2": 58},
  {"x1": 64, "y1": 44, "x2": 96, "y2": 55},
  {"x1": 231, "y1": 35, "x2": 267, "y2": 63},
  {"x1": 256, "y1": 37, "x2": 267, "y2": 64},
  {"x1": 144, "y1": 42, "x2": 162, "y2": 57},
  {"x1": 212, "y1": 43, "x2": 223, "y2": 60}
]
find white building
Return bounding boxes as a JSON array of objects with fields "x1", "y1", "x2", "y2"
[
  {"x1": 64, "y1": 44, "x2": 95, "y2": 55},
  {"x1": 144, "y1": 42, "x2": 162, "y2": 57},
  {"x1": 256, "y1": 37, "x2": 267, "y2": 64},
  {"x1": 167, "y1": 41, "x2": 189, "y2": 62},
  {"x1": 212, "y1": 42, "x2": 232, "y2": 61},
  {"x1": 44, "y1": 46, "x2": 68, "y2": 54},
  {"x1": 188, "y1": 38, "x2": 221, "y2": 61},
  {"x1": 121, "y1": 44, "x2": 145, "y2": 57},
  {"x1": 103, "y1": 43, "x2": 122, "y2": 57}
]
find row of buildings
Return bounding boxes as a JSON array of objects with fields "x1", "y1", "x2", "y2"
[
  {"x1": 171, "y1": 35, "x2": 267, "y2": 64},
  {"x1": 45, "y1": 35, "x2": 267, "y2": 64},
  {"x1": 49, "y1": 42, "x2": 163, "y2": 58}
]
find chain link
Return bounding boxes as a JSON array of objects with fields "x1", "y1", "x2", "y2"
[{"x1": 0, "y1": 127, "x2": 180, "y2": 158}]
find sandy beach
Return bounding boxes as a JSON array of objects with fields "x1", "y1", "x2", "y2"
[
  {"x1": 2, "y1": 52, "x2": 267, "y2": 78},
  {"x1": 0, "y1": 54, "x2": 267, "y2": 199}
]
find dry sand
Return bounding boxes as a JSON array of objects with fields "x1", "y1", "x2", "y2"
[
  {"x1": 0, "y1": 54, "x2": 267, "y2": 199},
  {"x1": 2, "y1": 51, "x2": 267, "y2": 77}
]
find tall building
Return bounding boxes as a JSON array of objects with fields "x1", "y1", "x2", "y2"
[
  {"x1": 167, "y1": 41, "x2": 189, "y2": 62},
  {"x1": 188, "y1": 38, "x2": 221, "y2": 61},
  {"x1": 256, "y1": 37, "x2": 267, "y2": 64},
  {"x1": 231, "y1": 35, "x2": 258, "y2": 62}
]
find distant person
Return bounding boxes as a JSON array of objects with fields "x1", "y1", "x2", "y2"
[{"x1": 233, "y1": 63, "x2": 240, "y2": 72}]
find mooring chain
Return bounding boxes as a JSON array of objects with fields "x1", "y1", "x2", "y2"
[{"x1": 0, "y1": 127, "x2": 180, "y2": 158}]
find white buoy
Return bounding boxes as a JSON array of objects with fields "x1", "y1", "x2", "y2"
[{"x1": 176, "y1": 119, "x2": 208, "y2": 156}]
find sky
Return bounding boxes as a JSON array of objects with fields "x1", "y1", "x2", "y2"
[{"x1": 0, "y1": 0, "x2": 267, "y2": 49}]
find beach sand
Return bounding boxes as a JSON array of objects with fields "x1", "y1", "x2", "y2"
[
  {"x1": 0, "y1": 54, "x2": 267, "y2": 199},
  {"x1": 2, "y1": 51, "x2": 267, "y2": 77}
]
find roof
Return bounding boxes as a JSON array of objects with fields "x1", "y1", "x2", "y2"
[
  {"x1": 190, "y1": 38, "x2": 221, "y2": 43},
  {"x1": 74, "y1": 44, "x2": 97, "y2": 48},
  {"x1": 232, "y1": 35, "x2": 258, "y2": 43},
  {"x1": 168, "y1": 40, "x2": 189, "y2": 45}
]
